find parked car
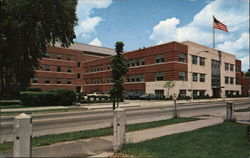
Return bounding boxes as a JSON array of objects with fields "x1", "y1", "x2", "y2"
[
  {"x1": 139, "y1": 93, "x2": 157, "y2": 100},
  {"x1": 87, "y1": 92, "x2": 109, "y2": 98},
  {"x1": 124, "y1": 93, "x2": 141, "y2": 99}
]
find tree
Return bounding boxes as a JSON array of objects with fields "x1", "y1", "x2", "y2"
[
  {"x1": 245, "y1": 69, "x2": 250, "y2": 77},
  {"x1": 164, "y1": 80, "x2": 176, "y2": 98},
  {"x1": 0, "y1": 0, "x2": 78, "y2": 98},
  {"x1": 110, "y1": 42, "x2": 128, "y2": 110}
]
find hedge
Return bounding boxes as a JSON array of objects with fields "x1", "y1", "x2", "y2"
[
  {"x1": 25, "y1": 87, "x2": 42, "y2": 92},
  {"x1": 20, "y1": 89, "x2": 76, "y2": 106},
  {"x1": 0, "y1": 100, "x2": 21, "y2": 106}
]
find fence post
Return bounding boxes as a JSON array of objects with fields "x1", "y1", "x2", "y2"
[
  {"x1": 13, "y1": 113, "x2": 32, "y2": 157},
  {"x1": 226, "y1": 102, "x2": 234, "y2": 121},
  {"x1": 113, "y1": 108, "x2": 126, "y2": 152}
]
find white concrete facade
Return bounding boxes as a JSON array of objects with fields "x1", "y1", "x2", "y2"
[{"x1": 145, "y1": 41, "x2": 241, "y2": 98}]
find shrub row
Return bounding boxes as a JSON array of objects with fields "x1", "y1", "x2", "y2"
[
  {"x1": 20, "y1": 89, "x2": 76, "y2": 106},
  {"x1": 0, "y1": 100, "x2": 21, "y2": 106}
]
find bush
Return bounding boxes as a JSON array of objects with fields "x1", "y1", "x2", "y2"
[
  {"x1": 25, "y1": 87, "x2": 42, "y2": 92},
  {"x1": 20, "y1": 89, "x2": 76, "y2": 106}
]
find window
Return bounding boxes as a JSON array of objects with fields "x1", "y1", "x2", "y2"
[
  {"x1": 225, "y1": 77, "x2": 229, "y2": 84},
  {"x1": 155, "y1": 54, "x2": 164, "y2": 63},
  {"x1": 67, "y1": 55, "x2": 72, "y2": 61},
  {"x1": 140, "y1": 74, "x2": 145, "y2": 82},
  {"x1": 77, "y1": 73, "x2": 80, "y2": 79},
  {"x1": 192, "y1": 55, "x2": 198, "y2": 64},
  {"x1": 225, "y1": 63, "x2": 229, "y2": 70},
  {"x1": 135, "y1": 74, "x2": 140, "y2": 82},
  {"x1": 200, "y1": 57, "x2": 205, "y2": 66},
  {"x1": 140, "y1": 58, "x2": 145, "y2": 65},
  {"x1": 44, "y1": 65, "x2": 50, "y2": 71},
  {"x1": 155, "y1": 72, "x2": 164, "y2": 81},
  {"x1": 179, "y1": 53, "x2": 186, "y2": 62},
  {"x1": 136, "y1": 59, "x2": 140, "y2": 66},
  {"x1": 200, "y1": 74, "x2": 205, "y2": 82},
  {"x1": 77, "y1": 62, "x2": 81, "y2": 67},
  {"x1": 106, "y1": 64, "x2": 111, "y2": 70},
  {"x1": 44, "y1": 52, "x2": 50, "y2": 58},
  {"x1": 67, "y1": 67, "x2": 72, "y2": 72},
  {"x1": 155, "y1": 90, "x2": 164, "y2": 96},
  {"x1": 126, "y1": 75, "x2": 131, "y2": 82},
  {"x1": 45, "y1": 78, "x2": 50, "y2": 84},
  {"x1": 192, "y1": 73, "x2": 198, "y2": 82},
  {"x1": 56, "y1": 78, "x2": 61, "y2": 84},
  {"x1": 131, "y1": 59, "x2": 135, "y2": 67},
  {"x1": 179, "y1": 72, "x2": 186, "y2": 80},
  {"x1": 179, "y1": 90, "x2": 186, "y2": 97},
  {"x1": 131, "y1": 74, "x2": 135, "y2": 82},
  {"x1": 56, "y1": 53, "x2": 62, "y2": 60},
  {"x1": 230, "y1": 64, "x2": 234, "y2": 71},
  {"x1": 32, "y1": 77, "x2": 38, "y2": 83},
  {"x1": 67, "y1": 79, "x2": 72, "y2": 84},
  {"x1": 57, "y1": 66, "x2": 61, "y2": 72},
  {"x1": 230, "y1": 77, "x2": 234, "y2": 84},
  {"x1": 236, "y1": 78, "x2": 240, "y2": 84},
  {"x1": 199, "y1": 90, "x2": 206, "y2": 96}
]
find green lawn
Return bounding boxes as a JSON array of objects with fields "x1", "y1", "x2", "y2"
[
  {"x1": 122, "y1": 122, "x2": 250, "y2": 158},
  {"x1": 0, "y1": 117, "x2": 199, "y2": 151},
  {"x1": 235, "y1": 107, "x2": 250, "y2": 112}
]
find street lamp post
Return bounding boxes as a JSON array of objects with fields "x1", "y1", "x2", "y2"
[{"x1": 190, "y1": 50, "x2": 209, "y2": 101}]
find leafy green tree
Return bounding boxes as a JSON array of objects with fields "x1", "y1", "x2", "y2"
[
  {"x1": 164, "y1": 80, "x2": 176, "y2": 98},
  {"x1": 110, "y1": 42, "x2": 128, "y2": 110},
  {"x1": 0, "y1": 0, "x2": 78, "y2": 98},
  {"x1": 245, "y1": 69, "x2": 250, "y2": 77}
]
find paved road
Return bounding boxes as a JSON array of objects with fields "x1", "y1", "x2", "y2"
[{"x1": 1, "y1": 100, "x2": 249, "y2": 143}]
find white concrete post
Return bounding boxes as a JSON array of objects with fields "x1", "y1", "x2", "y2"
[
  {"x1": 14, "y1": 113, "x2": 32, "y2": 157},
  {"x1": 226, "y1": 102, "x2": 234, "y2": 120},
  {"x1": 113, "y1": 108, "x2": 126, "y2": 152}
]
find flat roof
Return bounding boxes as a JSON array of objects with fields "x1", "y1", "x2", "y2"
[{"x1": 54, "y1": 42, "x2": 115, "y2": 56}]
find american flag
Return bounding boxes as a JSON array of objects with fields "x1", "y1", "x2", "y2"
[{"x1": 213, "y1": 16, "x2": 228, "y2": 32}]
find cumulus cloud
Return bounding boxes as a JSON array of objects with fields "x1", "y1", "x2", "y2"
[
  {"x1": 89, "y1": 38, "x2": 102, "y2": 46},
  {"x1": 150, "y1": 0, "x2": 249, "y2": 71},
  {"x1": 239, "y1": 55, "x2": 249, "y2": 71},
  {"x1": 75, "y1": 0, "x2": 112, "y2": 39}
]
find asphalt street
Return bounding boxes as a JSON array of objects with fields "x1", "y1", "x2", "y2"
[{"x1": 0, "y1": 99, "x2": 249, "y2": 143}]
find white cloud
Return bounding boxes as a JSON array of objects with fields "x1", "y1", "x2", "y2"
[
  {"x1": 239, "y1": 55, "x2": 249, "y2": 71},
  {"x1": 150, "y1": 0, "x2": 249, "y2": 71},
  {"x1": 89, "y1": 38, "x2": 102, "y2": 46},
  {"x1": 75, "y1": 0, "x2": 112, "y2": 39}
]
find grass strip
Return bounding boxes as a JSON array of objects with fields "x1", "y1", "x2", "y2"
[
  {"x1": 122, "y1": 122, "x2": 250, "y2": 158},
  {"x1": 0, "y1": 117, "x2": 199, "y2": 151},
  {"x1": 0, "y1": 105, "x2": 29, "y2": 109},
  {"x1": 235, "y1": 107, "x2": 250, "y2": 112}
]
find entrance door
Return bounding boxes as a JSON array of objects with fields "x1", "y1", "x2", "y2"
[{"x1": 212, "y1": 88, "x2": 220, "y2": 98}]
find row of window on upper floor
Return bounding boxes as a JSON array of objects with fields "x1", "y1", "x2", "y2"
[
  {"x1": 43, "y1": 52, "x2": 73, "y2": 61},
  {"x1": 40, "y1": 65, "x2": 73, "y2": 73},
  {"x1": 32, "y1": 77, "x2": 72, "y2": 84},
  {"x1": 225, "y1": 76, "x2": 241, "y2": 85},
  {"x1": 192, "y1": 73, "x2": 206, "y2": 82},
  {"x1": 86, "y1": 71, "x2": 187, "y2": 85},
  {"x1": 85, "y1": 53, "x2": 187, "y2": 73},
  {"x1": 192, "y1": 55, "x2": 206, "y2": 66}
]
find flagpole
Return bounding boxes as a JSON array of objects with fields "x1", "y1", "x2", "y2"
[{"x1": 213, "y1": 20, "x2": 215, "y2": 48}]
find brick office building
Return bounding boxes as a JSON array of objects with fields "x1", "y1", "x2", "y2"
[
  {"x1": 82, "y1": 41, "x2": 242, "y2": 98},
  {"x1": 30, "y1": 43, "x2": 114, "y2": 92}
]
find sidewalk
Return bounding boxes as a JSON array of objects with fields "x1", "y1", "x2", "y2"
[
  {"x1": 0, "y1": 116, "x2": 224, "y2": 157},
  {"x1": 1, "y1": 97, "x2": 249, "y2": 112}
]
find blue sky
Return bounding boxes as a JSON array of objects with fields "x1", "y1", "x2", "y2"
[{"x1": 75, "y1": 0, "x2": 249, "y2": 71}]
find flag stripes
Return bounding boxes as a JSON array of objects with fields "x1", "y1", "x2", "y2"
[{"x1": 213, "y1": 16, "x2": 228, "y2": 32}]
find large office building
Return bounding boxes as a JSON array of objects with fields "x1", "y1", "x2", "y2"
[{"x1": 31, "y1": 41, "x2": 245, "y2": 98}]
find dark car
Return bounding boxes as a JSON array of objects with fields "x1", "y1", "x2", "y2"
[{"x1": 139, "y1": 93, "x2": 157, "y2": 100}]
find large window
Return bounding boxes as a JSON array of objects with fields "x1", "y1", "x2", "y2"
[
  {"x1": 155, "y1": 54, "x2": 164, "y2": 63},
  {"x1": 155, "y1": 72, "x2": 164, "y2": 81},
  {"x1": 77, "y1": 73, "x2": 81, "y2": 79},
  {"x1": 200, "y1": 57, "x2": 205, "y2": 66},
  {"x1": 67, "y1": 67, "x2": 72, "y2": 72},
  {"x1": 56, "y1": 53, "x2": 62, "y2": 60},
  {"x1": 140, "y1": 74, "x2": 145, "y2": 82},
  {"x1": 155, "y1": 90, "x2": 164, "y2": 96},
  {"x1": 56, "y1": 78, "x2": 61, "y2": 84},
  {"x1": 44, "y1": 65, "x2": 50, "y2": 71},
  {"x1": 225, "y1": 76, "x2": 229, "y2": 84},
  {"x1": 67, "y1": 55, "x2": 72, "y2": 61},
  {"x1": 44, "y1": 52, "x2": 50, "y2": 58},
  {"x1": 179, "y1": 72, "x2": 186, "y2": 80},
  {"x1": 131, "y1": 59, "x2": 135, "y2": 67},
  {"x1": 57, "y1": 66, "x2": 61, "y2": 72},
  {"x1": 179, "y1": 53, "x2": 186, "y2": 62},
  {"x1": 200, "y1": 74, "x2": 205, "y2": 82},
  {"x1": 192, "y1": 55, "x2": 198, "y2": 64},
  {"x1": 136, "y1": 59, "x2": 140, "y2": 66},
  {"x1": 230, "y1": 64, "x2": 234, "y2": 71},
  {"x1": 225, "y1": 63, "x2": 229, "y2": 70},
  {"x1": 230, "y1": 77, "x2": 234, "y2": 84},
  {"x1": 140, "y1": 58, "x2": 145, "y2": 65},
  {"x1": 192, "y1": 73, "x2": 198, "y2": 82},
  {"x1": 179, "y1": 90, "x2": 186, "y2": 97},
  {"x1": 67, "y1": 79, "x2": 72, "y2": 84},
  {"x1": 32, "y1": 77, "x2": 38, "y2": 83},
  {"x1": 45, "y1": 78, "x2": 50, "y2": 84}
]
